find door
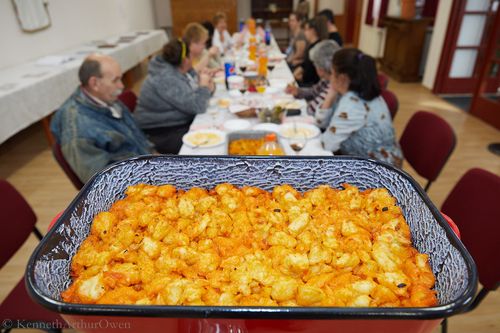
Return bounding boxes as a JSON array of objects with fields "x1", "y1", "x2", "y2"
[
  {"x1": 170, "y1": 0, "x2": 237, "y2": 38},
  {"x1": 470, "y1": 6, "x2": 500, "y2": 129},
  {"x1": 434, "y1": 0, "x2": 499, "y2": 94}
]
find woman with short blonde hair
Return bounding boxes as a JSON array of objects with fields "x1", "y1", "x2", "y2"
[{"x1": 183, "y1": 22, "x2": 220, "y2": 72}]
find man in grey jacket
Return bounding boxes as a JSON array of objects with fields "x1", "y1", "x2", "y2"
[{"x1": 134, "y1": 39, "x2": 214, "y2": 154}]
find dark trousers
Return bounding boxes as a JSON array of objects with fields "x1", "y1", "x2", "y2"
[{"x1": 143, "y1": 123, "x2": 191, "y2": 154}]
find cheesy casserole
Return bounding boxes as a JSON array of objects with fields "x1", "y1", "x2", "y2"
[{"x1": 62, "y1": 183, "x2": 437, "y2": 307}]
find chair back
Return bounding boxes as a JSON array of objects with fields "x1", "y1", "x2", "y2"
[
  {"x1": 399, "y1": 111, "x2": 456, "y2": 190},
  {"x1": 52, "y1": 142, "x2": 84, "y2": 190},
  {"x1": 381, "y1": 89, "x2": 399, "y2": 120},
  {"x1": 117, "y1": 90, "x2": 138, "y2": 113},
  {"x1": 377, "y1": 73, "x2": 389, "y2": 90},
  {"x1": 441, "y1": 168, "x2": 500, "y2": 291},
  {"x1": 0, "y1": 180, "x2": 37, "y2": 268}
]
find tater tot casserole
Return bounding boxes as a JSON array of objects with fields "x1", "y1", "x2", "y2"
[{"x1": 62, "y1": 183, "x2": 437, "y2": 307}]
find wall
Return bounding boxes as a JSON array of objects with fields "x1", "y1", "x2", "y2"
[
  {"x1": 153, "y1": 0, "x2": 172, "y2": 27},
  {"x1": 422, "y1": 0, "x2": 453, "y2": 89},
  {"x1": 237, "y1": 0, "x2": 251, "y2": 25},
  {"x1": 0, "y1": 0, "x2": 155, "y2": 69},
  {"x1": 317, "y1": 0, "x2": 345, "y2": 14}
]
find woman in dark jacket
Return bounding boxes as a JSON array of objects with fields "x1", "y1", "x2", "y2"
[
  {"x1": 134, "y1": 39, "x2": 215, "y2": 154},
  {"x1": 293, "y1": 16, "x2": 329, "y2": 87}
]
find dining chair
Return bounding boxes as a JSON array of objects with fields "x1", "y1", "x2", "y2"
[
  {"x1": 51, "y1": 142, "x2": 84, "y2": 190},
  {"x1": 377, "y1": 73, "x2": 389, "y2": 90},
  {"x1": 117, "y1": 90, "x2": 138, "y2": 113},
  {"x1": 381, "y1": 89, "x2": 399, "y2": 120},
  {"x1": 399, "y1": 111, "x2": 456, "y2": 191},
  {"x1": 0, "y1": 180, "x2": 64, "y2": 333},
  {"x1": 439, "y1": 168, "x2": 500, "y2": 333}
]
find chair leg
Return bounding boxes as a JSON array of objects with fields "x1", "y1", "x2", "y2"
[
  {"x1": 441, "y1": 317, "x2": 448, "y2": 333},
  {"x1": 424, "y1": 181, "x2": 432, "y2": 192},
  {"x1": 466, "y1": 287, "x2": 490, "y2": 312},
  {"x1": 33, "y1": 226, "x2": 44, "y2": 240}
]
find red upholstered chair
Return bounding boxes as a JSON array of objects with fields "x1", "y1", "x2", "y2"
[
  {"x1": 377, "y1": 73, "x2": 389, "y2": 90},
  {"x1": 399, "y1": 111, "x2": 456, "y2": 191},
  {"x1": 0, "y1": 180, "x2": 64, "y2": 333},
  {"x1": 439, "y1": 168, "x2": 500, "y2": 333},
  {"x1": 381, "y1": 89, "x2": 399, "y2": 120},
  {"x1": 52, "y1": 143, "x2": 84, "y2": 190},
  {"x1": 117, "y1": 90, "x2": 138, "y2": 113}
]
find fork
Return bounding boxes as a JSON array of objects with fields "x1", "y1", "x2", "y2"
[{"x1": 192, "y1": 139, "x2": 209, "y2": 149}]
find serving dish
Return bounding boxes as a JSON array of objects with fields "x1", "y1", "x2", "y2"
[{"x1": 26, "y1": 156, "x2": 476, "y2": 333}]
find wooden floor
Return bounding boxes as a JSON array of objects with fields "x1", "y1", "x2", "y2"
[{"x1": 1, "y1": 75, "x2": 499, "y2": 332}]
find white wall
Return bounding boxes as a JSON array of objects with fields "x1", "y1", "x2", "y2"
[
  {"x1": 237, "y1": 0, "x2": 251, "y2": 23},
  {"x1": 317, "y1": 0, "x2": 345, "y2": 15},
  {"x1": 153, "y1": 0, "x2": 172, "y2": 27},
  {"x1": 422, "y1": 0, "x2": 453, "y2": 89},
  {"x1": 0, "y1": 0, "x2": 155, "y2": 69}
]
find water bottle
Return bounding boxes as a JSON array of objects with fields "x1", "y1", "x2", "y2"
[
  {"x1": 239, "y1": 19, "x2": 245, "y2": 32},
  {"x1": 264, "y1": 21, "x2": 271, "y2": 46}
]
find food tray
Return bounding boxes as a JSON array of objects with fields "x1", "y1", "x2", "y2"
[
  {"x1": 226, "y1": 130, "x2": 284, "y2": 155},
  {"x1": 26, "y1": 156, "x2": 477, "y2": 333}
]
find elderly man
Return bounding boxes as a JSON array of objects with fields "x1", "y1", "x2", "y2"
[{"x1": 51, "y1": 54, "x2": 154, "y2": 183}]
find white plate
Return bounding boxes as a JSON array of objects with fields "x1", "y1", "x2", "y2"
[
  {"x1": 278, "y1": 122, "x2": 320, "y2": 139},
  {"x1": 223, "y1": 119, "x2": 251, "y2": 132},
  {"x1": 252, "y1": 123, "x2": 281, "y2": 133},
  {"x1": 182, "y1": 129, "x2": 226, "y2": 148}
]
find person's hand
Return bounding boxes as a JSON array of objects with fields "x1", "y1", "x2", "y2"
[
  {"x1": 320, "y1": 85, "x2": 337, "y2": 109},
  {"x1": 293, "y1": 67, "x2": 303, "y2": 82},
  {"x1": 208, "y1": 46, "x2": 220, "y2": 57},
  {"x1": 199, "y1": 71, "x2": 212, "y2": 88},
  {"x1": 285, "y1": 83, "x2": 299, "y2": 96}
]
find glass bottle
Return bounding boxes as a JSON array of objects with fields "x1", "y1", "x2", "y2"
[{"x1": 257, "y1": 133, "x2": 285, "y2": 156}]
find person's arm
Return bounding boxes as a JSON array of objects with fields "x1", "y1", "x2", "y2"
[
  {"x1": 321, "y1": 99, "x2": 367, "y2": 152},
  {"x1": 290, "y1": 40, "x2": 307, "y2": 66},
  {"x1": 194, "y1": 47, "x2": 220, "y2": 73},
  {"x1": 156, "y1": 74, "x2": 211, "y2": 115},
  {"x1": 293, "y1": 66, "x2": 304, "y2": 82},
  {"x1": 62, "y1": 137, "x2": 127, "y2": 183}
]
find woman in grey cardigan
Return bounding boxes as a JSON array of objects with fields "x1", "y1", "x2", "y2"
[{"x1": 134, "y1": 39, "x2": 215, "y2": 154}]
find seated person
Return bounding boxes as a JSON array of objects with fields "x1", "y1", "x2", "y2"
[
  {"x1": 318, "y1": 9, "x2": 343, "y2": 47},
  {"x1": 212, "y1": 12, "x2": 233, "y2": 56},
  {"x1": 134, "y1": 39, "x2": 215, "y2": 154},
  {"x1": 285, "y1": 12, "x2": 308, "y2": 69},
  {"x1": 293, "y1": 16, "x2": 329, "y2": 86},
  {"x1": 286, "y1": 40, "x2": 341, "y2": 128},
  {"x1": 201, "y1": 21, "x2": 215, "y2": 48},
  {"x1": 183, "y1": 22, "x2": 221, "y2": 72},
  {"x1": 50, "y1": 54, "x2": 154, "y2": 183},
  {"x1": 321, "y1": 48, "x2": 403, "y2": 167}
]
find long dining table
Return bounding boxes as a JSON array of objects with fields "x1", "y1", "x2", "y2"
[
  {"x1": 178, "y1": 36, "x2": 332, "y2": 157},
  {"x1": 0, "y1": 29, "x2": 168, "y2": 145}
]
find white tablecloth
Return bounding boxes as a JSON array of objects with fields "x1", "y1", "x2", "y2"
[{"x1": 0, "y1": 30, "x2": 168, "y2": 144}]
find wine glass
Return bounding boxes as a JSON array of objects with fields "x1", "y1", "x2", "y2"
[
  {"x1": 206, "y1": 105, "x2": 219, "y2": 129},
  {"x1": 288, "y1": 130, "x2": 308, "y2": 156}
]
